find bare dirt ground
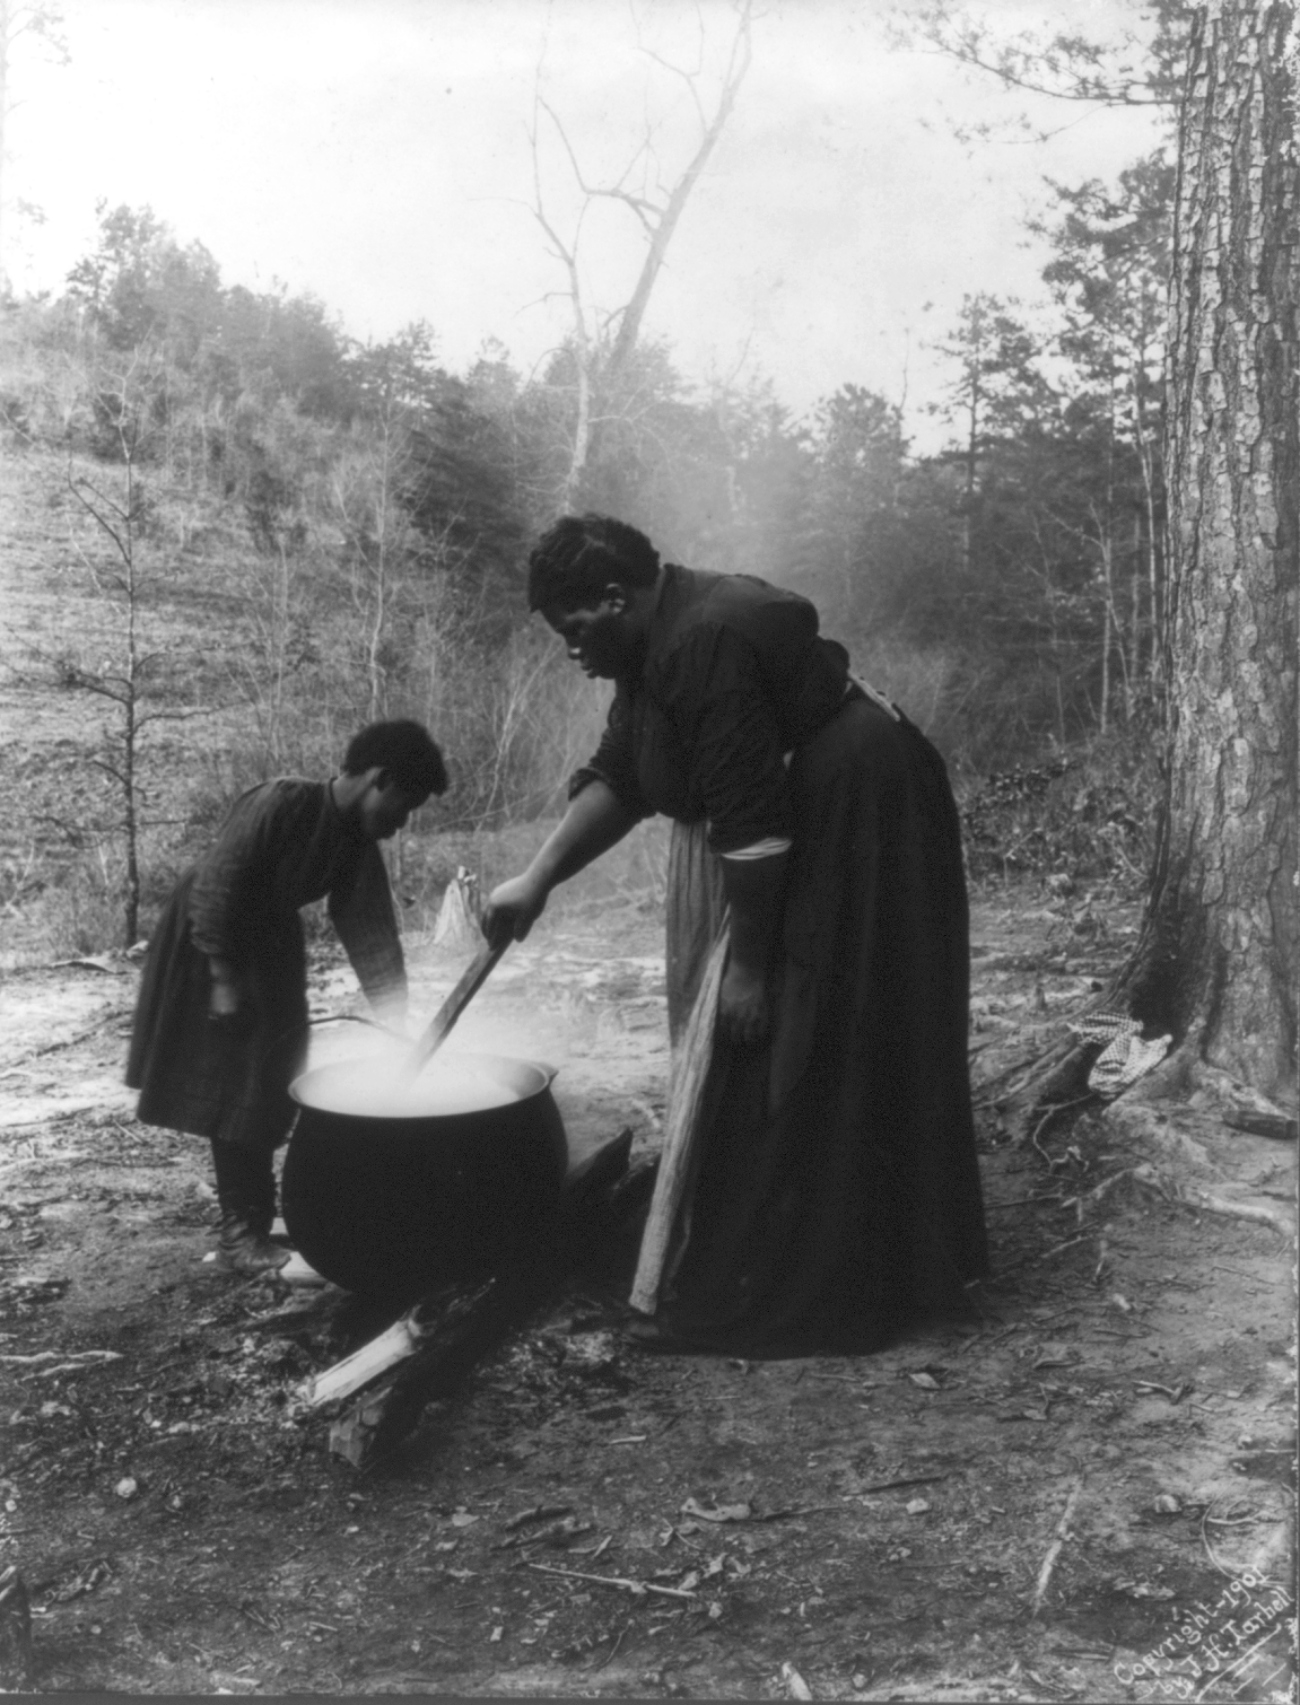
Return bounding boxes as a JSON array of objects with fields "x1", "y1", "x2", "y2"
[
  {"x1": 0, "y1": 887, "x2": 1294, "y2": 1703},
  {"x1": 0, "y1": 443, "x2": 1294, "y2": 1700}
]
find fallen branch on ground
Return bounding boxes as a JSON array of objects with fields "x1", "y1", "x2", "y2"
[
  {"x1": 0, "y1": 1350, "x2": 122, "y2": 1367},
  {"x1": 525, "y1": 1562, "x2": 699, "y2": 1600},
  {"x1": 1223, "y1": 1112, "x2": 1298, "y2": 1142},
  {"x1": 1061, "y1": 1169, "x2": 1142, "y2": 1220},
  {"x1": 1179, "y1": 1188, "x2": 1293, "y2": 1238},
  {"x1": 781, "y1": 1661, "x2": 814, "y2": 1700},
  {"x1": 1028, "y1": 1095, "x2": 1095, "y2": 1165},
  {"x1": 858, "y1": 1473, "x2": 951, "y2": 1494},
  {"x1": 1031, "y1": 1475, "x2": 1084, "y2": 1616},
  {"x1": 1035, "y1": 1233, "x2": 1092, "y2": 1264}
]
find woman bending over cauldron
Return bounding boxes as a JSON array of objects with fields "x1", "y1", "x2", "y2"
[
  {"x1": 126, "y1": 720, "x2": 447, "y2": 1273},
  {"x1": 483, "y1": 516, "x2": 988, "y2": 1355}
]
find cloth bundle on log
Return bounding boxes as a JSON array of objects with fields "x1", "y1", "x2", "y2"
[{"x1": 433, "y1": 867, "x2": 482, "y2": 950}]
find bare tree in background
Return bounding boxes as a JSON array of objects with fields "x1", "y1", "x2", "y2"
[
  {"x1": 527, "y1": 0, "x2": 754, "y2": 507},
  {"x1": 49, "y1": 358, "x2": 195, "y2": 946}
]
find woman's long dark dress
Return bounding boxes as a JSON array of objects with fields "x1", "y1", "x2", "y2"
[
  {"x1": 125, "y1": 779, "x2": 405, "y2": 1154},
  {"x1": 575, "y1": 564, "x2": 988, "y2": 1354}
]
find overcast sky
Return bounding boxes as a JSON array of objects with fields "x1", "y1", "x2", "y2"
[{"x1": 7, "y1": 0, "x2": 1166, "y2": 449}]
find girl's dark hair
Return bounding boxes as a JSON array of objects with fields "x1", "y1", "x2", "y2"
[
  {"x1": 527, "y1": 514, "x2": 660, "y2": 612},
  {"x1": 342, "y1": 720, "x2": 448, "y2": 796}
]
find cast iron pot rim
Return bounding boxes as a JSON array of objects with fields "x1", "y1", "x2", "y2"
[{"x1": 288, "y1": 1050, "x2": 559, "y2": 1121}]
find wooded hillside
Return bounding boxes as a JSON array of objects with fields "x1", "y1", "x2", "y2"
[{"x1": 1, "y1": 172, "x2": 1170, "y2": 951}]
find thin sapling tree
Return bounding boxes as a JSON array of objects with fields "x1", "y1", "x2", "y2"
[{"x1": 53, "y1": 360, "x2": 196, "y2": 946}]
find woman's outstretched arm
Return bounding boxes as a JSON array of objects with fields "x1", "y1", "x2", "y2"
[{"x1": 483, "y1": 780, "x2": 641, "y2": 943}]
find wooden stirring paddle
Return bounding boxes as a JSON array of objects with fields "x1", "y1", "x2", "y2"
[{"x1": 409, "y1": 939, "x2": 508, "y2": 1076}]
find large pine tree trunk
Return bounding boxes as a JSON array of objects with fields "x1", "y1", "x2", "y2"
[{"x1": 1118, "y1": 0, "x2": 1298, "y2": 1104}]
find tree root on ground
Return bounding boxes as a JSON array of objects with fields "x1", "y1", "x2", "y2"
[
  {"x1": 988, "y1": 1041, "x2": 1296, "y2": 1251},
  {"x1": 999, "y1": 1041, "x2": 1296, "y2": 1173},
  {"x1": 1058, "y1": 1153, "x2": 1294, "y2": 1240}
]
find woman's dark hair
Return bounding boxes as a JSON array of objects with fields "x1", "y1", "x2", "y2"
[
  {"x1": 527, "y1": 514, "x2": 660, "y2": 612},
  {"x1": 342, "y1": 720, "x2": 448, "y2": 797}
]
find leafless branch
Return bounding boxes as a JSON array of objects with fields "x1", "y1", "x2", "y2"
[
  {"x1": 67, "y1": 476, "x2": 131, "y2": 562},
  {"x1": 604, "y1": 0, "x2": 754, "y2": 376},
  {"x1": 522, "y1": 0, "x2": 754, "y2": 503}
]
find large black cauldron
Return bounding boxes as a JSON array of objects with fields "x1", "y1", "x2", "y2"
[{"x1": 282, "y1": 1054, "x2": 567, "y2": 1298}]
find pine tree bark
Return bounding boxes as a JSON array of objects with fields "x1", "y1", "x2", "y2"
[{"x1": 1118, "y1": 0, "x2": 1298, "y2": 1103}]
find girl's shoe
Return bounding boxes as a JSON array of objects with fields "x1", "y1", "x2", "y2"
[{"x1": 217, "y1": 1215, "x2": 291, "y2": 1274}]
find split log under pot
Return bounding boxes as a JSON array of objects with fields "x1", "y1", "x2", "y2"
[{"x1": 282, "y1": 1053, "x2": 568, "y2": 1299}]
